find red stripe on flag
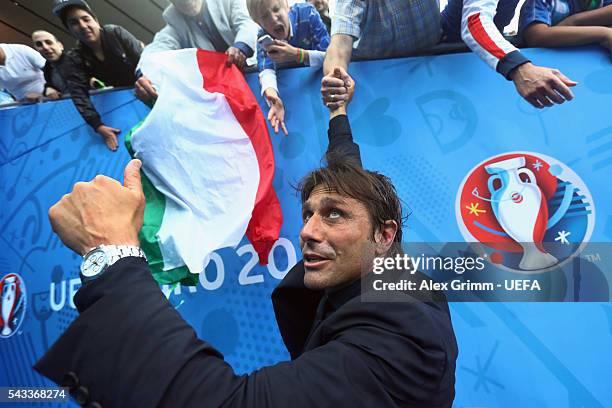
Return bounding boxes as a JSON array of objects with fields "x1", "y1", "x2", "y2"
[
  {"x1": 467, "y1": 13, "x2": 507, "y2": 59},
  {"x1": 196, "y1": 49, "x2": 282, "y2": 265}
]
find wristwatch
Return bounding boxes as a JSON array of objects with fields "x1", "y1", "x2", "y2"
[{"x1": 80, "y1": 245, "x2": 147, "y2": 283}]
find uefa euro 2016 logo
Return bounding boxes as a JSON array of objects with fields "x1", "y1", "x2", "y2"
[
  {"x1": 0, "y1": 273, "x2": 27, "y2": 339},
  {"x1": 456, "y1": 152, "x2": 595, "y2": 272}
]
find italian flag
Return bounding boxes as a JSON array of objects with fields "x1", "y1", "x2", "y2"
[{"x1": 126, "y1": 49, "x2": 282, "y2": 285}]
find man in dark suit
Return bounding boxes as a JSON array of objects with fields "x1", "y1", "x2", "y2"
[{"x1": 35, "y1": 68, "x2": 458, "y2": 407}]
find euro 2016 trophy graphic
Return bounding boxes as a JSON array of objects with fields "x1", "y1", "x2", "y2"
[
  {"x1": 0, "y1": 273, "x2": 26, "y2": 338},
  {"x1": 485, "y1": 157, "x2": 557, "y2": 270},
  {"x1": 457, "y1": 152, "x2": 595, "y2": 272}
]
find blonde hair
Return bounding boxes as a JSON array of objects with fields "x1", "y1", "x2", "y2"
[
  {"x1": 245, "y1": 0, "x2": 265, "y2": 22},
  {"x1": 246, "y1": 0, "x2": 288, "y2": 23}
]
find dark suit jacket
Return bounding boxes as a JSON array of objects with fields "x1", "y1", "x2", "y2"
[
  {"x1": 34, "y1": 116, "x2": 458, "y2": 407},
  {"x1": 35, "y1": 258, "x2": 457, "y2": 408}
]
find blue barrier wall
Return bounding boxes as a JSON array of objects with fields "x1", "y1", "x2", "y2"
[{"x1": 1, "y1": 46, "x2": 611, "y2": 407}]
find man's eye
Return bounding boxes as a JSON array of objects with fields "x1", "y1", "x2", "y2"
[
  {"x1": 328, "y1": 210, "x2": 341, "y2": 219},
  {"x1": 302, "y1": 212, "x2": 312, "y2": 222}
]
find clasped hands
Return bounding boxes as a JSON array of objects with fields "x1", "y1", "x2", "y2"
[
  {"x1": 264, "y1": 67, "x2": 355, "y2": 136},
  {"x1": 321, "y1": 67, "x2": 355, "y2": 112}
]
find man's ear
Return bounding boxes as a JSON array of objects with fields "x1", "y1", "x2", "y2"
[{"x1": 374, "y1": 220, "x2": 398, "y2": 255}]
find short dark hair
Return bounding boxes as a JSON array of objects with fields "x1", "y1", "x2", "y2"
[
  {"x1": 298, "y1": 153, "x2": 404, "y2": 248},
  {"x1": 31, "y1": 30, "x2": 59, "y2": 43},
  {"x1": 59, "y1": 5, "x2": 96, "y2": 29}
]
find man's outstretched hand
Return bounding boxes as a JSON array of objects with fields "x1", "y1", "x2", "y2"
[
  {"x1": 96, "y1": 125, "x2": 121, "y2": 151},
  {"x1": 510, "y1": 63, "x2": 577, "y2": 108},
  {"x1": 48, "y1": 159, "x2": 145, "y2": 256}
]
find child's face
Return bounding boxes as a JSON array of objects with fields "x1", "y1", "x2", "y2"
[{"x1": 258, "y1": 0, "x2": 290, "y2": 40}]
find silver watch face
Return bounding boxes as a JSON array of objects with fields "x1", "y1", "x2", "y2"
[{"x1": 81, "y1": 249, "x2": 109, "y2": 277}]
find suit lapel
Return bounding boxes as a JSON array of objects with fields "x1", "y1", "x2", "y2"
[{"x1": 271, "y1": 261, "x2": 323, "y2": 359}]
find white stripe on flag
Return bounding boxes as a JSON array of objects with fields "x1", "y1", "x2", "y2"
[{"x1": 132, "y1": 49, "x2": 260, "y2": 273}]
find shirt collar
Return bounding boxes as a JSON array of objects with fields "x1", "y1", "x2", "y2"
[
  {"x1": 324, "y1": 277, "x2": 362, "y2": 314},
  {"x1": 286, "y1": 4, "x2": 297, "y2": 41},
  {"x1": 288, "y1": 16, "x2": 294, "y2": 40}
]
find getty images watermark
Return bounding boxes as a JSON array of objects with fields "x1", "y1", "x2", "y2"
[{"x1": 361, "y1": 242, "x2": 612, "y2": 302}]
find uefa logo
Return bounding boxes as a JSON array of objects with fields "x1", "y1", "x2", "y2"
[
  {"x1": 0, "y1": 273, "x2": 27, "y2": 339},
  {"x1": 456, "y1": 152, "x2": 595, "y2": 273}
]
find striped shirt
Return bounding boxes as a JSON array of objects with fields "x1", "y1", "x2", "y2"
[{"x1": 452, "y1": 0, "x2": 531, "y2": 78}]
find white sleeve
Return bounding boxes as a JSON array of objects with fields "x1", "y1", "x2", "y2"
[
  {"x1": 22, "y1": 44, "x2": 46, "y2": 70},
  {"x1": 259, "y1": 69, "x2": 278, "y2": 96},
  {"x1": 461, "y1": 0, "x2": 518, "y2": 71},
  {"x1": 306, "y1": 50, "x2": 326, "y2": 68}
]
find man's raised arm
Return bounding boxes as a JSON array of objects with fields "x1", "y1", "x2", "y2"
[{"x1": 323, "y1": 67, "x2": 361, "y2": 167}]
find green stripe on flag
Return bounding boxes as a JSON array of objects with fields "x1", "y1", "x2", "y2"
[{"x1": 125, "y1": 121, "x2": 199, "y2": 286}]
